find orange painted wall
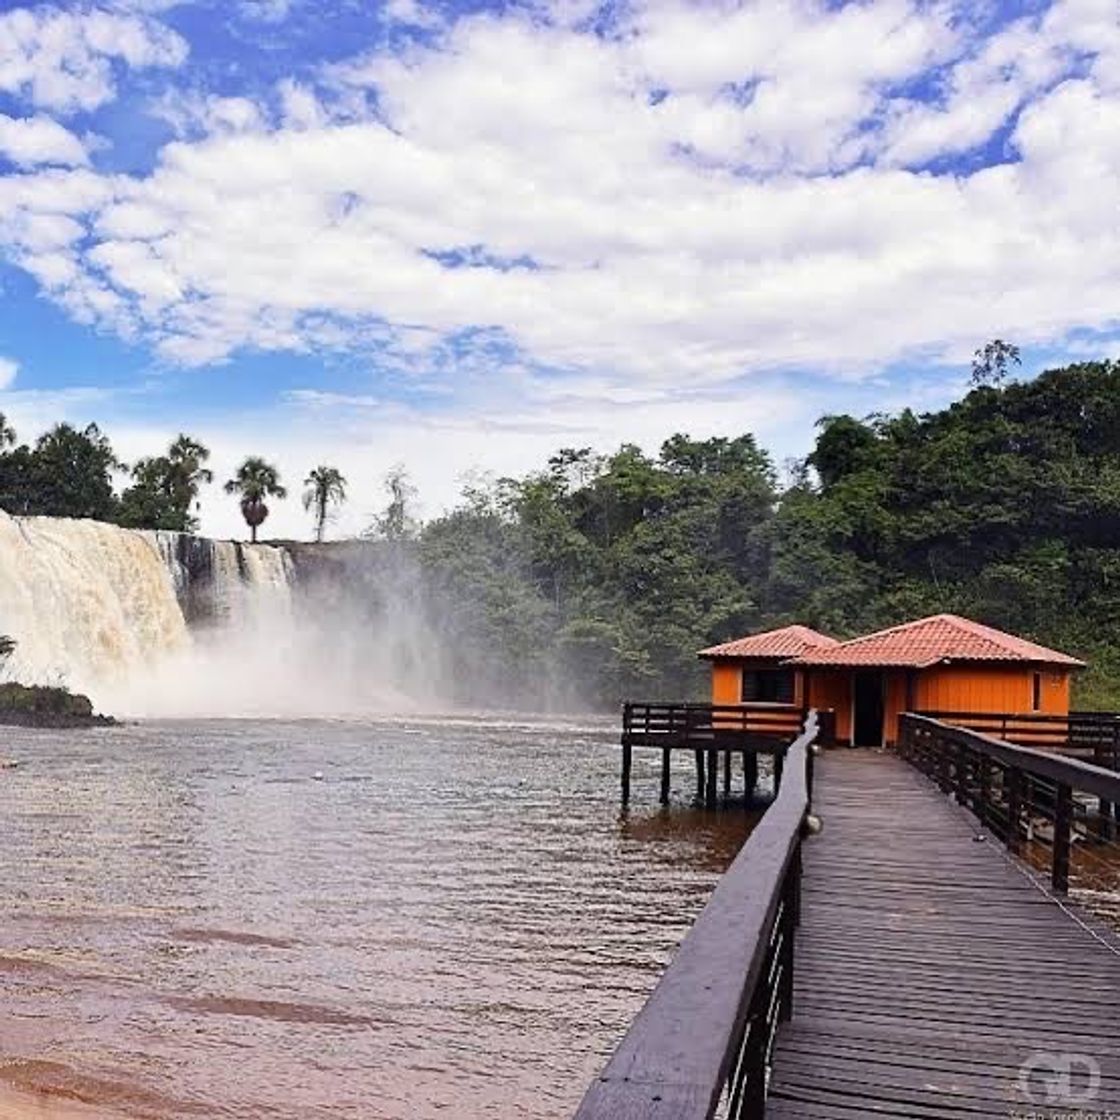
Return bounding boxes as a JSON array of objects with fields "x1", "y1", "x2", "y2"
[
  {"x1": 708, "y1": 659, "x2": 806, "y2": 706},
  {"x1": 806, "y1": 671, "x2": 851, "y2": 742},
  {"x1": 805, "y1": 664, "x2": 1074, "y2": 745},
  {"x1": 710, "y1": 661, "x2": 741, "y2": 704},
  {"x1": 914, "y1": 665, "x2": 1071, "y2": 717},
  {"x1": 883, "y1": 671, "x2": 908, "y2": 745}
]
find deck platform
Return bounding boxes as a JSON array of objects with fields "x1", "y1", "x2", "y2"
[{"x1": 769, "y1": 749, "x2": 1120, "y2": 1118}]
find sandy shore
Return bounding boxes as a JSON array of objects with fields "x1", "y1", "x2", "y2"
[{"x1": 0, "y1": 1088, "x2": 128, "y2": 1120}]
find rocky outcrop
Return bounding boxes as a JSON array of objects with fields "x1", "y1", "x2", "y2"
[{"x1": 0, "y1": 682, "x2": 115, "y2": 728}]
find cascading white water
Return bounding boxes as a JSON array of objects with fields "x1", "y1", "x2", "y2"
[
  {"x1": 0, "y1": 512, "x2": 469, "y2": 719},
  {"x1": 0, "y1": 512, "x2": 300, "y2": 716},
  {"x1": 0, "y1": 512, "x2": 190, "y2": 696}
]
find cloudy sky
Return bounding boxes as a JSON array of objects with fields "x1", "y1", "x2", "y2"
[{"x1": 0, "y1": 0, "x2": 1117, "y2": 539}]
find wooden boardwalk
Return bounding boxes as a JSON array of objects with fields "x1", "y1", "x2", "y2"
[{"x1": 769, "y1": 749, "x2": 1120, "y2": 1119}]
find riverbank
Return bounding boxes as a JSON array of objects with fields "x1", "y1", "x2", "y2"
[
  {"x1": 0, "y1": 1086, "x2": 126, "y2": 1120},
  {"x1": 0, "y1": 683, "x2": 114, "y2": 728}
]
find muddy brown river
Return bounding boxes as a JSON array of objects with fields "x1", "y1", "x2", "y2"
[{"x1": 0, "y1": 716, "x2": 755, "y2": 1119}]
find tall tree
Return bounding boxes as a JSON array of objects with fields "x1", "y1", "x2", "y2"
[
  {"x1": 118, "y1": 457, "x2": 178, "y2": 530},
  {"x1": 0, "y1": 413, "x2": 15, "y2": 450},
  {"x1": 118, "y1": 434, "x2": 213, "y2": 531},
  {"x1": 368, "y1": 466, "x2": 419, "y2": 541},
  {"x1": 25, "y1": 423, "x2": 123, "y2": 521},
  {"x1": 970, "y1": 339, "x2": 1021, "y2": 388},
  {"x1": 224, "y1": 457, "x2": 286, "y2": 543},
  {"x1": 303, "y1": 465, "x2": 347, "y2": 542},
  {"x1": 166, "y1": 435, "x2": 214, "y2": 530}
]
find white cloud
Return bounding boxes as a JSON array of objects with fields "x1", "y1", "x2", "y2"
[
  {"x1": 150, "y1": 91, "x2": 267, "y2": 138},
  {"x1": 0, "y1": 113, "x2": 88, "y2": 167},
  {"x1": 381, "y1": 0, "x2": 444, "y2": 31},
  {"x1": 239, "y1": 0, "x2": 294, "y2": 23},
  {"x1": 0, "y1": 358, "x2": 17, "y2": 390},
  {"x1": 0, "y1": 0, "x2": 1118, "y2": 407},
  {"x1": 0, "y1": 5, "x2": 187, "y2": 114}
]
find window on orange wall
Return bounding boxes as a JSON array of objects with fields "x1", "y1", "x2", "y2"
[
  {"x1": 742, "y1": 668, "x2": 795, "y2": 704},
  {"x1": 1032, "y1": 672, "x2": 1042, "y2": 712}
]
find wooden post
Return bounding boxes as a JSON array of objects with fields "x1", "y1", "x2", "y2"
[
  {"x1": 937, "y1": 730, "x2": 952, "y2": 794},
  {"x1": 660, "y1": 747, "x2": 671, "y2": 806},
  {"x1": 706, "y1": 748, "x2": 718, "y2": 808},
  {"x1": 743, "y1": 750, "x2": 758, "y2": 804},
  {"x1": 818, "y1": 708, "x2": 836, "y2": 749},
  {"x1": 695, "y1": 749, "x2": 705, "y2": 801},
  {"x1": 621, "y1": 739, "x2": 632, "y2": 807},
  {"x1": 773, "y1": 747, "x2": 785, "y2": 794},
  {"x1": 723, "y1": 750, "x2": 732, "y2": 800},
  {"x1": 977, "y1": 756, "x2": 990, "y2": 830},
  {"x1": 1053, "y1": 782, "x2": 1072, "y2": 893},
  {"x1": 1006, "y1": 767, "x2": 1022, "y2": 854},
  {"x1": 954, "y1": 738, "x2": 967, "y2": 805}
]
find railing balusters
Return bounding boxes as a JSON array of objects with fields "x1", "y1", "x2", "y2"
[
  {"x1": 1053, "y1": 782, "x2": 1072, "y2": 893},
  {"x1": 901, "y1": 714, "x2": 1120, "y2": 902},
  {"x1": 1006, "y1": 766, "x2": 1022, "y2": 854}
]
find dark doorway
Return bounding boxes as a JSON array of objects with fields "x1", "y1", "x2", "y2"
[{"x1": 853, "y1": 671, "x2": 885, "y2": 746}]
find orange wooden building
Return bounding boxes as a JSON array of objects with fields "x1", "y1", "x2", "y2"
[
  {"x1": 701, "y1": 614, "x2": 1085, "y2": 748},
  {"x1": 699, "y1": 625, "x2": 839, "y2": 710}
]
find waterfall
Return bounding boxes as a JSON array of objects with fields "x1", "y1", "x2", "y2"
[
  {"x1": 0, "y1": 512, "x2": 296, "y2": 715},
  {"x1": 0, "y1": 513, "x2": 464, "y2": 719},
  {"x1": 152, "y1": 532, "x2": 294, "y2": 629},
  {"x1": 0, "y1": 512, "x2": 189, "y2": 696}
]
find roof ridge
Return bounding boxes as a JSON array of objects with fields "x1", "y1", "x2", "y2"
[
  {"x1": 786, "y1": 613, "x2": 1084, "y2": 668},
  {"x1": 698, "y1": 624, "x2": 838, "y2": 659}
]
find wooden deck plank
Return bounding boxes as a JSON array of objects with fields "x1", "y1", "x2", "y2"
[{"x1": 769, "y1": 749, "x2": 1120, "y2": 1116}]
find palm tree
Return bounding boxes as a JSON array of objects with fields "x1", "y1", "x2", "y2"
[
  {"x1": 303, "y1": 465, "x2": 347, "y2": 543},
  {"x1": 224, "y1": 457, "x2": 286, "y2": 543},
  {"x1": 160, "y1": 434, "x2": 213, "y2": 531}
]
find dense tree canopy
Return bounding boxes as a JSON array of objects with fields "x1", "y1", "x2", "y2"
[
  {"x1": 119, "y1": 434, "x2": 214, "y2": 532},
  {"x1": 416, "y1": 360, "x2": 1120, "y2": 708},
  {"x1": 0, "y1": 423, "x2": 122, "y2": 521}
]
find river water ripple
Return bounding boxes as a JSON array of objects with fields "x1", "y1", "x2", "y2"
[{"x1": 0, "y1": 716, "x2": 755, "y2": 1120}]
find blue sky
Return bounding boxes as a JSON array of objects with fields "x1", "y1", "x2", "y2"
[{"x1": 0, "y1": 0, "x2": 1118, "y2": 538}]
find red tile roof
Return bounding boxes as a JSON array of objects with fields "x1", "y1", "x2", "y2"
[
  {"x1": 699, "y1": 625, "x2": 839, "y2": 661},
  {"x1": 788, "y1": 614, "x2": 1085, "y2": 669}
]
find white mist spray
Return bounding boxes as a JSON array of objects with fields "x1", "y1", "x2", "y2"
[{"x1": 0, "y1": 513, "x2": 448, "y2": 719}]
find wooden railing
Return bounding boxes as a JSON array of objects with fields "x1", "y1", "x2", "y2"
[
  {"x1": 917, "y1": 709, "x2": 1120, "y2": 770},
  {"x1": 575, "y1": 713, "x2": 821, "y2": 1120},
  {"x1": 899, "y1": 714, "x2": 1120, "y2": 893},
  {"x1": 623, "y1": 702, "x2": 806, "y2": 746}
]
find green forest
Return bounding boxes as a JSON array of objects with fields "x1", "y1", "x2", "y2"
[
  {"x1": 4, "y1": 357, "x2": 1120, "y2": 708},
  {"x1": 416, "y1": 358, "x2": 1120, "y2": 708}
]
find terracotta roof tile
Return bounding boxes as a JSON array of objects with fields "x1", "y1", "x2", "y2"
[
  {"x1": 699, "y1": 625, "x2": 839, "y2": 660},
  {"x1": 788, "y1": 614, "x2": 1085, "y2": 669}
]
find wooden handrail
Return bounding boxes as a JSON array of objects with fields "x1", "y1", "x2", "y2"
[
  {"x1": 899, "y1": 714, "x2": 1120, "y2": 892},
  {"x1": 903, "y1": 714, "x2": 1120, "y2": 803},
  {"x1": 913, "y1": 709, "x2": 1120, "y2": 773},
  {"x1": 575, "y1": 712, "x2": 820, "y2": 1120},
  {"x1": 919, "y1": 709, "x2": 1120, "y2": 724}
]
